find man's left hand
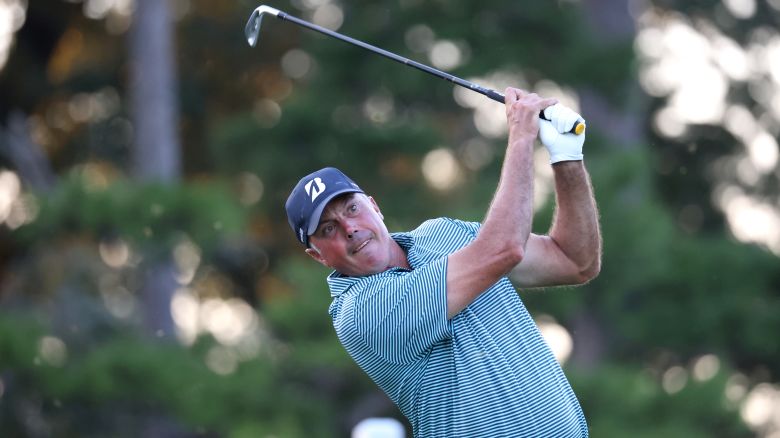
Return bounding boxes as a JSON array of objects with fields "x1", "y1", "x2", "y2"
[{"x1": 539, "y1": 103, "x2": 585, "y2": 164}]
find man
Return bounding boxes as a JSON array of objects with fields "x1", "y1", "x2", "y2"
[{"x1": 285, "y1": 88, "x2": 601, "y2": 437}]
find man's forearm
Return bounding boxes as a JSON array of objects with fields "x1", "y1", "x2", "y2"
[
  {"x1": 548, "y1": 161, "x2": 601, "y2": 279},
  {"x1": 482, "y1": 133, "x2": 536, "y2": 255}
]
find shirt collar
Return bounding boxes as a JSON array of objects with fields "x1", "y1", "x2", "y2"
[{"x1": 327, "y1": 231, "x2": 415, "y2": 297}]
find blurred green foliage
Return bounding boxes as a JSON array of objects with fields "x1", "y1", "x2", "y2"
[
  {"x1": 573, "y1": 365, "x2": 751, "y2": 438},
  {"x1": 15, "y1": 174, "x2": 246, "y2": 253},
  {"x1": 0, "y1": 314, "x2": 322, "y2": 436},
  {"x1": 0, "y1": 0, "x2": 778, "y2": 437}
]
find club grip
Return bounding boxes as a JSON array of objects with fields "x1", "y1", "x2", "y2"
[
  {"x1": 543, "y1": 113, "x2": 585, "y2": 135},
  {"x1": 482, "y1": 89, "x2": 585, "y2": 135}
]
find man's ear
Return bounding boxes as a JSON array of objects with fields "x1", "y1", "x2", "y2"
[
  {"x1": 305, "y1": 247, "x2": 330, "y2": 268},
  {"x1": 368, "y1": 196, "x2": 384, "y2": 220}
]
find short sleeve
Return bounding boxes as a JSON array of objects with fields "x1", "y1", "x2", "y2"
[
  {"x1": 449, "y1": 218, "x2": 481, "y2": 238},
  {"x1": 351, "y1": 256, "x2": 452, "y2": 365}
]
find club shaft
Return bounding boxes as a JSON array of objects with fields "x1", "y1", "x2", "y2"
[
  {"x1": 274, "y1": 11, "x2": 584, "y2": 134},
  {"x1": 278, "y1": 13, "x2": 503, "y2": 101}
]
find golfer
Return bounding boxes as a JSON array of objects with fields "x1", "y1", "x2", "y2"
[{"x1": 285, "y1": 88, "x2": 601, "y2": 437}]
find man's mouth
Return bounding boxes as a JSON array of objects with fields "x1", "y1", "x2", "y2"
[{"x1": 352, "y1": 238, "x2": 371, "y2": 254}]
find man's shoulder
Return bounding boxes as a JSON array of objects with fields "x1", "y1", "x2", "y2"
[
  {"x1": 402, "y1": 217, "x2": 481, "y2": 263},
  {"x1": 412, "y1": 217, "x2": 481, "y2": 239}
]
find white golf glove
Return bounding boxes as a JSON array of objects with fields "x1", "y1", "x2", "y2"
[{"x1": 539, "y1": 103, "x2": 585, "y2": 164}]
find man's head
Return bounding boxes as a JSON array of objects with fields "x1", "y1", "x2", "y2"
[
  {"x1": 286, "y1": 167, "x2": 398, "y2": 276},
  {"x1": 285, "y1": 167, "x2": 364, "y2": 247}
]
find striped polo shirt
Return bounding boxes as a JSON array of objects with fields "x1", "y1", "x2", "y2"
[{"x1": 327, "y1": 217, "x2": 588, "y2": 437}]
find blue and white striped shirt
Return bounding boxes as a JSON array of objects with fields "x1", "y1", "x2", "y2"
[{"x1": 327, "y1": 217, "x2": 588, "y2": 437}]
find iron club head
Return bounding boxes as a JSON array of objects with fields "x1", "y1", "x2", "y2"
[{"x1": 244, "y1": 5, "x2": 281, "y2": 47}]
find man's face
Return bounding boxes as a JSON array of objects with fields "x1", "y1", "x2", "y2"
[{"x1": 305, "y1": 193, "x2": 394, "y2": 277}]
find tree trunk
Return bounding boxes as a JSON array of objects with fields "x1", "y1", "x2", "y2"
[
  {"x1": 570, "y1": 0, "x2": 645, "y2": 370},
  {"x1": 129, "y1": 0, "x2": 180, "y2": 182},
  {"x1": 579, "y1": 0, "x2": 644, "y2": 148},
  {"x1": 128, "y1": 0, "x2": 180, "y2": 341}
]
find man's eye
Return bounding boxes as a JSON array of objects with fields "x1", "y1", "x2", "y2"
[
  {"x1": 348, "y1": 203, "x2": 358, "y2": 213},
  {"x1": 322, "y1": 224, "x2": 335, "y2": 235}
]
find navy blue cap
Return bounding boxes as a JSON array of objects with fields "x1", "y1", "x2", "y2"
[{"x1": 285, "y1": 167, "x2": 364, "y2": 246}]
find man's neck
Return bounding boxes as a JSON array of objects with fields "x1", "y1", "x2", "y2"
[{"x1": 388, "y1": 239, "x2": 411, "y2": 270}]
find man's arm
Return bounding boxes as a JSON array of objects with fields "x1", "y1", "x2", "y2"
[
  {"x1": 512, "y1": 161, "x2": 601, "y2": 288},
  {"x1": 445, "y1": 88, "x2": 555, "y2": 319}
]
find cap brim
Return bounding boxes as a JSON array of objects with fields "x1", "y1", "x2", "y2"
[{"x1": 306, "y1": 189, "x2": 363, "y2": 236}]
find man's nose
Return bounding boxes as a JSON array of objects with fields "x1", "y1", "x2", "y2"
[{"x1": 344, "y1": 220, "x2": 358, "y2": 239}]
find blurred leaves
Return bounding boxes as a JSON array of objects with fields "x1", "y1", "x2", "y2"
[
  {"x1": 573, "y1": 365, "x2": 751, "y2": 438},
  {"x1": 0, "y1": 0, "x2": 778, "y2": 436},
  {"x1": 0, "y1": 314, "x2": 323, "y2": 436},
  {"x1": 15, "y1": 174, "x2": 245, "y2": 253}
]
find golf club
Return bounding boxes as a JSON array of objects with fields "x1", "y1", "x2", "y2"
[{"x1": 245, "y1": 5, "x2": 585, "y2": 135}]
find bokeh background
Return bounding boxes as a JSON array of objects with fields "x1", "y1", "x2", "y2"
[{"x1": 1, "y1": 0, "x2": 779, "y2": 436}]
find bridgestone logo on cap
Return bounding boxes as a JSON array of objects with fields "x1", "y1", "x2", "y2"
[{"x1": 304, "y1": 178, "x2": 326, "y2": 202}]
